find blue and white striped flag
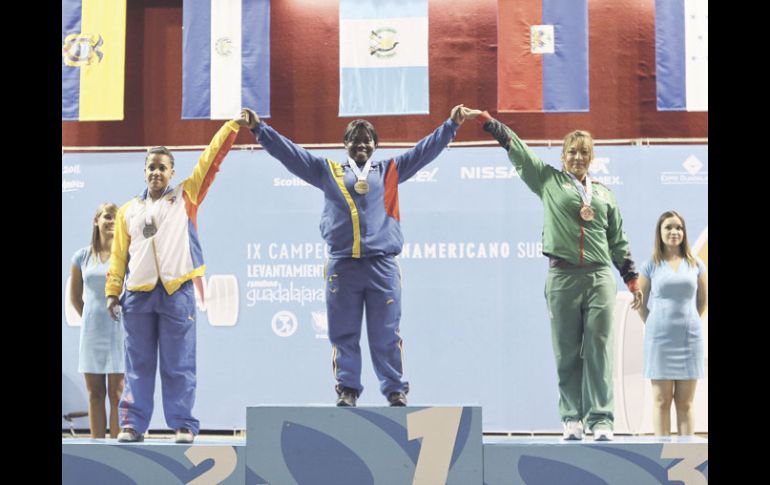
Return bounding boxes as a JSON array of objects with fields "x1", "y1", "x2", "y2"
[
  {"x1": 182, "y1": 0, "x2": 270, "y2": 119},
  {"x1": 339, "y1": 0, "x2": 429, "y2": 116},
  {"x1": 655, "y1": 0, "x2": 708, "y2": 111}
]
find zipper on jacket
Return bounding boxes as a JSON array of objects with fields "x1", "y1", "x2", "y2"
[
  {"x1": 579, "y1": 222, "x2": 585, "y2": 265},
  {"x1": 151, "y1": 238, "x2": 164, "y2": 287}
]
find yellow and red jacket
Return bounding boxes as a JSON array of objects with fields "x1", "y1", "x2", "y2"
[{"x1": 106, "y1": 120, "x2": 239, "y2": 297}]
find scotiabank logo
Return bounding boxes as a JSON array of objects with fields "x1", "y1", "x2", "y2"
[{"x1": 273, "y1": 177, "x2": 310, "y2": 187}]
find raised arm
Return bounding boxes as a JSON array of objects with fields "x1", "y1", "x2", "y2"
[
  {"x1": 393, "y1": 105, "x2": 481, "y2": 182},
  {"x1": 477, "y1": 112, "x2": 552, "y2": 197},
  {"x1": 244, "y1": 108, "x2": 326, "y2": 188},
  {"x1": 182, "y1": 113, "x2": 245, "y2": 206}
]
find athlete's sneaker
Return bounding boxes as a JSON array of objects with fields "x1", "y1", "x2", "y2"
[
  {"x1": 562, "y1": 420, "x2": 584, "y2": 440},
  {"x1": 117, "y1": 427, "x2": 144, "y2": 443}
]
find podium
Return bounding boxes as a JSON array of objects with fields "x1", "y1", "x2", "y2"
[
  {"x1": 62, "y1": 439, "x2": 246, "y2": 484},
  {"x1": 246, "y1": 406, "x2": 482, "y2": 485},
  {"x1": 62, "y1": 406, "x2": 708, "y2": 484},
  {"x1": 483, "y1": 436, "x2": 708, "y2": 485}
]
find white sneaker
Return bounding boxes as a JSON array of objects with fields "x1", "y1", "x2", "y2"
[
  {"x1": 175, "y1": 428, "x2": 194, "y2": 444},
  {"x1": 593, "y1": 428, "x2": 614, "y2": 441},
  {"x1": 117, "y1": 427, "x2": 144, "y2": 443},
  {"x1": 562, "y1": 420, "x2": 584, "y2": 440}
]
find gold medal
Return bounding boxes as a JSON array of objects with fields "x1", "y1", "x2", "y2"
[
  {"x1": 354, "y1": 180, "x2": 369, "y2": 194},
  {"x1": 580, "y1": 205, "x2": 594, "y2": 222}
]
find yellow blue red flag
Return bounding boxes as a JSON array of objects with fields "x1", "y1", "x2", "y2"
[{"x1": 62, "y1": 0, "x2": 126, "y2": 121}]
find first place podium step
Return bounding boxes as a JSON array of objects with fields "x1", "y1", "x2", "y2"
[{"x1": 246, "y1": 405, "x2": 483, "y2": 485}]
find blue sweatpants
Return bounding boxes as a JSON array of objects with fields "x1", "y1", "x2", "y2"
[
  {"x1": 118, "y1": 280, "x2": 200, "y2": 434},
  {"x1": 326, "y1": 255, "x2": 409, "y2": 397}
]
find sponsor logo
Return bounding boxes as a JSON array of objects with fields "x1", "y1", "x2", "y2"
[
  {"x1": 273, "y1": 177, "x2": 310, "y2": 187},
  {"x1": 405, "y1": 167, "x2": 439, "y2": 183},
  {"x1": 460, "y1": 166, "x2": 519, "y2": 179},
  {"x1": 271, "y1": 311, "x2": 298, "y2": 337},
  {"x1": 660, "y1": 155, "x2": 708, "y2": 185},
  {"x1": 589, "y1": 158, "x2": 622, "y2": 185},
  {"x1": 311, "y1": 311, "x2": 328, "y2": 339}
]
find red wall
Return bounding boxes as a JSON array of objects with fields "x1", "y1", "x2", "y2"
[{"x1": 61, "y1": 0, "x2": 707, "y2": 147}]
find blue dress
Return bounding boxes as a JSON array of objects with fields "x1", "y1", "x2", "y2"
[
  {"x1": 72, "y1": 247, "x2": 125, "y2": 373},
  {"x1": 640, "y1": 257, "x2": 705, "y2": 380}
]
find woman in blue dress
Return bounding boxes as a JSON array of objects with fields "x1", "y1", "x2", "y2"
[
  {"x1": 69, "y1": 202, "x2": 125, "y2": 438},
  {"x1": 638, "y1": 210, "x2": 707, "y2": 436}
]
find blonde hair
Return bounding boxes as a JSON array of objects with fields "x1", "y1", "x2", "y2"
[
  {"x1": 561, "y1": 130, "x2": 594, "y2": 159},
  {"x1": 651, "y1": 210, "x2": 696, "y2": 267},
  {"x1": 90, "y1": 202, "x2": 118, "y2": 260}
]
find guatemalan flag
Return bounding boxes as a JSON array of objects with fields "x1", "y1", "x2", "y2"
[
  {"x1": 339, "y1": 0, "x2": 429, "y2": 116},
  {"x1": 497, "y1": 0, "x2": 588, "y2": 112},
  {"x1": 62, "y1": 0, "x2": 126, "y2": 121},
  {"x1": 182, "y1": 0, "x2": 270, "y2": 119},
  {"x1": 655, "y1": 0, "x2": 708, "y2": 111}
]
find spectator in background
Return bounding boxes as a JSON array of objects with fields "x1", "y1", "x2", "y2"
[
  {"x1": 69, "y1": 202, "x2": 124, "y2": 439},
  {"x1": 638, "y1": 210, "x2": 707, "y2": 436}
]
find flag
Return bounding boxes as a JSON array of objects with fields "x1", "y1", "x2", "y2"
[
  {"x1": 182, "y1": 0, "x2": 270, "y2": 120},
  {"x1": 62, "y1": 0, "x2": 126, "y2": 121},
  {"x1": 656, "y1": 0, "x2": 708, "y2": 111},
  {"x1": 497, "y1": 0, "x2": 588, "y2": 112},
  {"x1": 339, "y1": 0, "x2": 429, "y2": 116}
]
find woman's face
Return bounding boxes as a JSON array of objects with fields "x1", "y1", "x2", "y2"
[
  {"x1": 660, "y1": 215, "x2": 685, "y2": 249},
  {"x1": 561, "y1": 140, "x2": 593, "y2": 180},
  {"x1": 145, "y1": 154, "x2": 175, "y2": 194},
  {"x1": 344, "y1": 129, "x2": 376, "y2": 164},
  {"x1": 97, "y1": 210, "x2": 116, "y2": 238}
]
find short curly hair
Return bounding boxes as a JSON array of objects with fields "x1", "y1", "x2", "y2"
[
  {"x1": 343, "y1": 120, "x2": 378, "y2": 147},
  {"x1": 146, "y1": 146, "x2": 175, "y2": 167}
]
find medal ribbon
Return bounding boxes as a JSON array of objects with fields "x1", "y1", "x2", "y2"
[
  {"x1": 144, "y1": 193, "x2": 163, "y2": 232},
  {"x1": 565, "y1": 171, "x2": 593, "y2": 209},
  {"x1": 347, "y1": 156, "x2": 374, "y2": 185}
]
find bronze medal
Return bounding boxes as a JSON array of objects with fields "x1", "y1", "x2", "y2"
[{"x1": 580, "y1": 205, "x2": 594, "y2": 222}]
